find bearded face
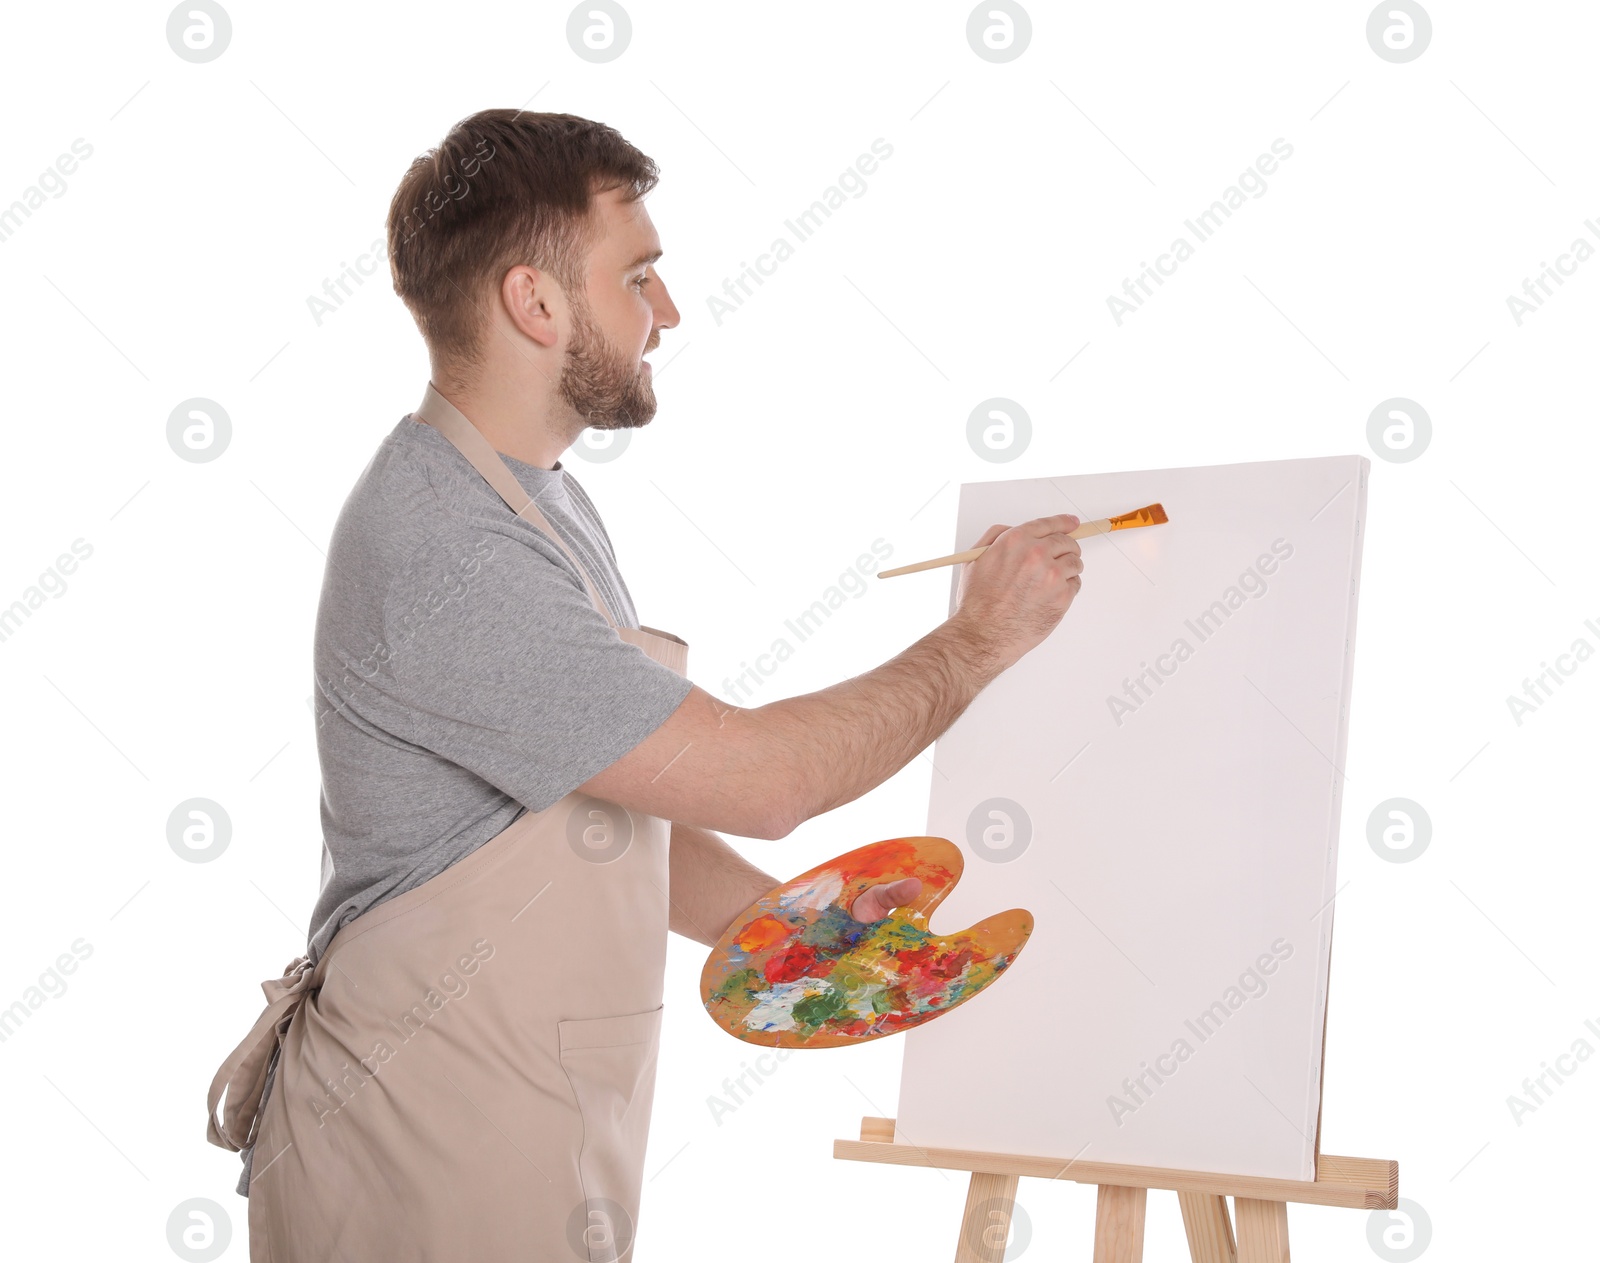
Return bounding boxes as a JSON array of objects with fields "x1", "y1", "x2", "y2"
[{"x1": 558, "y1": 287, "x2": 658, "y2": 432}]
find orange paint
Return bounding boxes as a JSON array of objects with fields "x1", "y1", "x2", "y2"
[{"x1": 736, "y1": 914, "x2": 790, "y2": 954}]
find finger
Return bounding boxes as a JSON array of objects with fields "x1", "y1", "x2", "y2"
[
  {"x1": 850, "y1": 877, "x2": 923, "y2": 922},
  {"x1": 1015, "y1": 513, "x2": 1080, "y2": 538},
  {"x1": 1012, "y1": 532, "x2": 1080, "y2": 563},
  {"x1": 884, "y1": 877, "x2": 922, "y2": 903}
]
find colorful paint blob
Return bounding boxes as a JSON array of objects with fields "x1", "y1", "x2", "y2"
[{"x1": 699, "y1": 837, "x2": 1033, "y2": 1048}]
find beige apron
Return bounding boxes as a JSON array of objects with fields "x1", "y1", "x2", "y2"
[{"x1": 206, "y1": 386, "x2": 687, "y2": 1263}]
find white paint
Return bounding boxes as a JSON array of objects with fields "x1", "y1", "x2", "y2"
[
  {"x1": 777, "y1": 869, "x2": 844, "y2": 915},
  {"x1": 744, "y1": 978, "x2": 830, "y2": 1033}
]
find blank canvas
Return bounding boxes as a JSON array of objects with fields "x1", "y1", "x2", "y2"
[{"x1": 894, "y1": 455, "x2": 1368, "y2": 1180}]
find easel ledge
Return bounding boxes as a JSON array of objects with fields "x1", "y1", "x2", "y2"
[{"x1": 835, "y1": 1116, "x2": 1397, "y2": 1263}]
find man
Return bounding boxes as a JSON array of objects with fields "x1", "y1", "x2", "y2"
[{"x1": 205, "y1": 108, "x2": 1083, "y2": 1261}]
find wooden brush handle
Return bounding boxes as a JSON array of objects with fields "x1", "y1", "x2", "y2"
[{"x1": 879, "y1": 517, "x2": 1116, "y2": 579}]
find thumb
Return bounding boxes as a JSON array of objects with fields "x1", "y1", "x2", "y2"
[{"x1": 849, "y1": 877, "x2": 923, "y2": 923}]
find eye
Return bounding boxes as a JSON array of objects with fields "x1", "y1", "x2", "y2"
[{"x1": 633, "y1": 272, "x2": 651, "y2": 290}]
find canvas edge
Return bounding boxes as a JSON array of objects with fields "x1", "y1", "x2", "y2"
[{"x1": 1302, "y1": 453, "x2": 1373, "y2": 1177}]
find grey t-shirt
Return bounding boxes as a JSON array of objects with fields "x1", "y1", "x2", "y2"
[
  {"x1": 236, "y1": 412, "x2": 692, "y2": 1194},
  {"x1": 307, "y1": 413, "x2": 694, "y2": 959}
]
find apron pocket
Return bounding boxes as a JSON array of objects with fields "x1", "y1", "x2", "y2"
[{"x1": 558, "y1": 1005, "x2": 664, "y2": 1263}]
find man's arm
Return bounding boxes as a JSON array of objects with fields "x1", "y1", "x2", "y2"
[
  {"x1": 580, "y1": 513, "x2": 1085, "y2": 841},
  {"x1": 667, "y1": 822, "x2": 928, "y2": 946},
  {"x1": 666, "y1": 821, "x2": 781, "y2": 947}
]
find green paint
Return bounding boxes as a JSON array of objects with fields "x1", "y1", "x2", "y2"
[
  {"x1": 861, "y1": 916, "x2": 932, "y2": 955},
  {"x1": 792, "y1": 986, "x2": 848, "y2": 1028},
  {"x1": 714, "y1": 967, "x2": 763, "y2": 1006}
]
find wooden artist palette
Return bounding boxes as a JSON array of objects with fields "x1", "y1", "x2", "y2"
[{"x1": 699, "y1": 836, "x2": 1033, "y2": 1049}]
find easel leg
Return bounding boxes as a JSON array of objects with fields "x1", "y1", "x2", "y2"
[
  {"x1": 953, "y1": 1171, "x2": 1020, "y2": 1263},
  {"x1": 1234, "y1": 1198, "x2": 1290, "y2": 1263},
  {"x1": 1093, "y1": 1185, "x2": 1147, "y2": 1263},
  {"x1": 1178, "y1": 1192, "x2": 1237, "y2": 1263}
]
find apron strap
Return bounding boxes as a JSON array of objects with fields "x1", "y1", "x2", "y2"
[
  {"x1": 414, "y1": 383, "x2": 622, "y2": 633},
  {"x1": 205, "y1": 955, "x2": 318, "y2": 1152}
]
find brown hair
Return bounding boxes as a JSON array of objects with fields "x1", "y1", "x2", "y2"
[{"x1": 386, "y1": 109, "x2": 658, "y2": 386}]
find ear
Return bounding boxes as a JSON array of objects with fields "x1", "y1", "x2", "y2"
[{"x1": 499, "y1": 264, "x2": 561, "y2": 350}]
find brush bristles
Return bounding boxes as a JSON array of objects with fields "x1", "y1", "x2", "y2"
[{"x1": 1108, "y1": 502, "x2": 1168, "y2": 530}]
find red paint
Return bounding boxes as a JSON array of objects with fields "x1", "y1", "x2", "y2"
[
  {"x1": 764, "y1": 944, "x2": 828, "y2": 983},
  {"x1": 930, "y1": 948, "x2": 974, "y2": 980}
]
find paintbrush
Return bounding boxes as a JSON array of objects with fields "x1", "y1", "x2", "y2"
[{"x1": 878, "y1": 503, "x2": 1168, "y2": 579}]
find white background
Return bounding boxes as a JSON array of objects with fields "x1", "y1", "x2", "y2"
[{"x1": 0, "y1": 2, "x2": 1594, "y2": 1260}]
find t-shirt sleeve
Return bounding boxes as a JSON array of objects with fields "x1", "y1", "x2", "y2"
[{"x1": 379, "y1": 524, "x2": 693, "y2": 811}]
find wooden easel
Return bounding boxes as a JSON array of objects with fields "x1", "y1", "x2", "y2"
[{"x1": 835, "y1": 1116, "x2": 1396, "y2": 1262}]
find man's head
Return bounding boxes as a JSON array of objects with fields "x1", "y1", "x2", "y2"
[{"x1": 386, "y1": 110, "x2": 678, "y2": 434}]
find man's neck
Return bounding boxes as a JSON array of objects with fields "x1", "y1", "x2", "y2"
[{"x1": 434, "y1": 378, "x2": 576, "y2": 470}]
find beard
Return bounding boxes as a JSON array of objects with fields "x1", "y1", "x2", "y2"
[{"x1": 557, "y1": 292, "x2": 657, "y2": 432}]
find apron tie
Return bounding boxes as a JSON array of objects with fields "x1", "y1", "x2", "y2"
[{"x1": 205, "y1": 954, "x2": 317, "y2": 1152}]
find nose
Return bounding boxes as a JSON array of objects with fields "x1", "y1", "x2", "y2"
[{"x1": 654, "y1": 278, "x2": 681, "y2": 332}]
